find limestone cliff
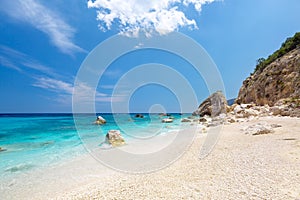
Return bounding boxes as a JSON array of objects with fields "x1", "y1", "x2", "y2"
[{"x1": 236, "y1": 33, "x2": 300, "y2": 106}]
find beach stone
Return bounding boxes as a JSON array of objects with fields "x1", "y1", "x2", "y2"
[
  {"x1": 270, "y1": 106, "x2": 281, "y2": 116},
  {"x1": 271, "y1": 124, "x2": 282, "y2": 128},
  {"x1": 162, "y1": 118, "x2": 173, "y2": 123},
  {"x1": 241, "y1": 104, "x2": 253, "y2": 109},
  {"x1": 243, "y1": 109, "x2": 260, "y2": 117},
  {"x1": 236, "y1": 118, "x2": 246, "y2": 123},
  {"x1": 233, "y1": 105, "x2": 243, "y2": 114},
  {"x1": 202, "y1": 128, "x2": 207, "y2": 133},
  {"x1": 208, "y1": 121, "x2": 223, "y2": 127},
  {"x1": 243, "y1": 123, "x2": 274, "y2": 135},
  {"x1": 199, "y1": 117, "x2": 207, "y2": 122},
  {"x1": 95, "y1": 116, "x2": 106, "y2": 125},
  {"x1": 188, "y1": 116, "x2": 196, "y2": 119},
  {"x1": 229, "y1": 103, "x2": 238, "y2": 111},
  {"x1": 181, "y1": 118, "x2": 191, "y2": 122},
  {"x1": 235, "y1": 113, "x2": 245, "y2": 118},
  {"x1": 258, "y1": 106, "x2": 270, "y2": 114},
  {"x1": 105, "y1": 130, "x2": 125, "y2": 147},
  {"x1": 226, "y1": 105, "x2": 232, "y2": 113},
  {"x1": 290, "y1": 108, "x2": 300, "y2": 117},
  {"x1": 228, "y1": 118, "x2": 236, "y2": 123},
  {"x1": 279, "y1": 107, "x2": 291, "y2": 116},
  {"x1": 193, "y1": 91, "x2": 228, "y2": 117}
]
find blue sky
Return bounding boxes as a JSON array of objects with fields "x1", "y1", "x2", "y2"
[{"x1": 0, "y1": 0, "x2": 299, "y2": 113}]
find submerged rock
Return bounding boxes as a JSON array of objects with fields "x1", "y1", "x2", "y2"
[
  {"x1": 135, "y1": 114, "x2": 144, "y2": 118},
  {"x1": 0, "y1": 147, "x2": 6, "y2": 152},
  {"x1": 95, "y1": 116, "x2": 106, "y2": 125},
  {"x1": 193, "y1": 91, "x2": 228, "y2": 117},
  {"x1": 181, "y1": 118, "x2": 191, "y2": 122},
  {"x1": 105, "y1": 130, "x2": 125, "y2": 147}
]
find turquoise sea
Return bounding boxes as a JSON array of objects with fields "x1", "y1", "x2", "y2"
[{"x1": 0, "y1": 113, "x2": 190, "y2": 180}]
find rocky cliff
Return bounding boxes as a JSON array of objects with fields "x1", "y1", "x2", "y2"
[{"x1": 236, "y1": 33, "x2": 300, "y2": 106}]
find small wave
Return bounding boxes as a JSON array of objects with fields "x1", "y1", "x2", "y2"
[
  {"x1": 5, "y1": 163, "x2": 35, "y2": 173},
  {"x1": 98, "y1": 142, "x2": 113, "y2": 150}
]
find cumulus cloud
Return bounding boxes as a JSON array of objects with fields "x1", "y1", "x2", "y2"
[
  {"x1": 1, "y1": 0, "x2": 85, "y2": 55},
  {"x1": 87, "y1": 0, "x2": 216, "y2": 36}
]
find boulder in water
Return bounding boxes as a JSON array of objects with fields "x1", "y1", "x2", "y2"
[
  {"x1": 95, "y1": 116, "x2": 106, "y2": 125},
  {"x1": 135, "y1": 114, "x2": 144, "y2": 118},
  {"x1": 105, "y1": 130, "x2": 125, "y2": 147}
]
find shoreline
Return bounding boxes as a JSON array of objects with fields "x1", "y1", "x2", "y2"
[{"x1": 1, "y1": 116, "x2": 299, "y2": 199}]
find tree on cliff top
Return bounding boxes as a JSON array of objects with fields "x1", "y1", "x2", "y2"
[{"x1": 255, "y1": 32, "x2": 300, "y2": 73}]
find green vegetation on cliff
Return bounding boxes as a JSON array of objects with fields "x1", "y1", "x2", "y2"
[{"x1": 255, "y1": 32, "x2": 300, "y2": 73}]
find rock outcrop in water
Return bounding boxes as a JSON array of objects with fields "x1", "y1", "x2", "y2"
[
  {"x1": 193, "y1": 91, "x2": 228, "y2": 117},
  {"x1": 0, "y1": 147, "x2": 6, "y2": 152},
  {"x1": 135, "y1": 114, "x2": 144, "y2": 118},
  {"x1": 105, "y1": 130, "x2": 125, "y2": 147},
  {"x1": 236, "y1": 33, "x2": 300, "y2": 106},
  {"x1": 95, "y1": 116, "x2": 106, "y2": 125}
]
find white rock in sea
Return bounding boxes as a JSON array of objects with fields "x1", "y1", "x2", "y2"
[
  {"x1": 105, "y1": 130, "x2": 125, "y2": 147},
  {"x1": 95, "y1": 116, "x2": 106, "y2": 125},
  {"x1": 162, "y1": 118, "x2": 173, "y2": 123}
]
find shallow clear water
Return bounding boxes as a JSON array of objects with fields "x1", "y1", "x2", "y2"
[{"x1": 0, "y1": 113, "x2": 190, "y2": 179}]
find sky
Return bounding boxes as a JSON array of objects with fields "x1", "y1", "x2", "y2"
[{"x1": 0, "y1": 0, "x2": 299, "y2": 113}]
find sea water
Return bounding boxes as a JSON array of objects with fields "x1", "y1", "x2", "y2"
[{"x1": 0, "y1": 113, "x2": 191, "y2": 180}]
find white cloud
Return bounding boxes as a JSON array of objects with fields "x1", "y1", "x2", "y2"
[
  {"x1": 1, "y1": 0, "x2": 85, "y2": 55},
  {"x1": 33, "y1": 77, "x2": 124, "y2": 104},
  {"x1": 0, "y1": 56, "x2": 22, "y2": 72},
  {"x1": 87, "y1": 0, "x2": 216, "y2": 36},
  {"x1": 32, "y1": 77, "x2": 74, "y2": 94},
  {"x1": 0, "y1": 45, "x2": 56, "y2": 76}
]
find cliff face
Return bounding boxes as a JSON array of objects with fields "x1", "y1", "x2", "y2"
[{"x1": 236, "y1": 47, "x2": 300, "y2": 106}]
